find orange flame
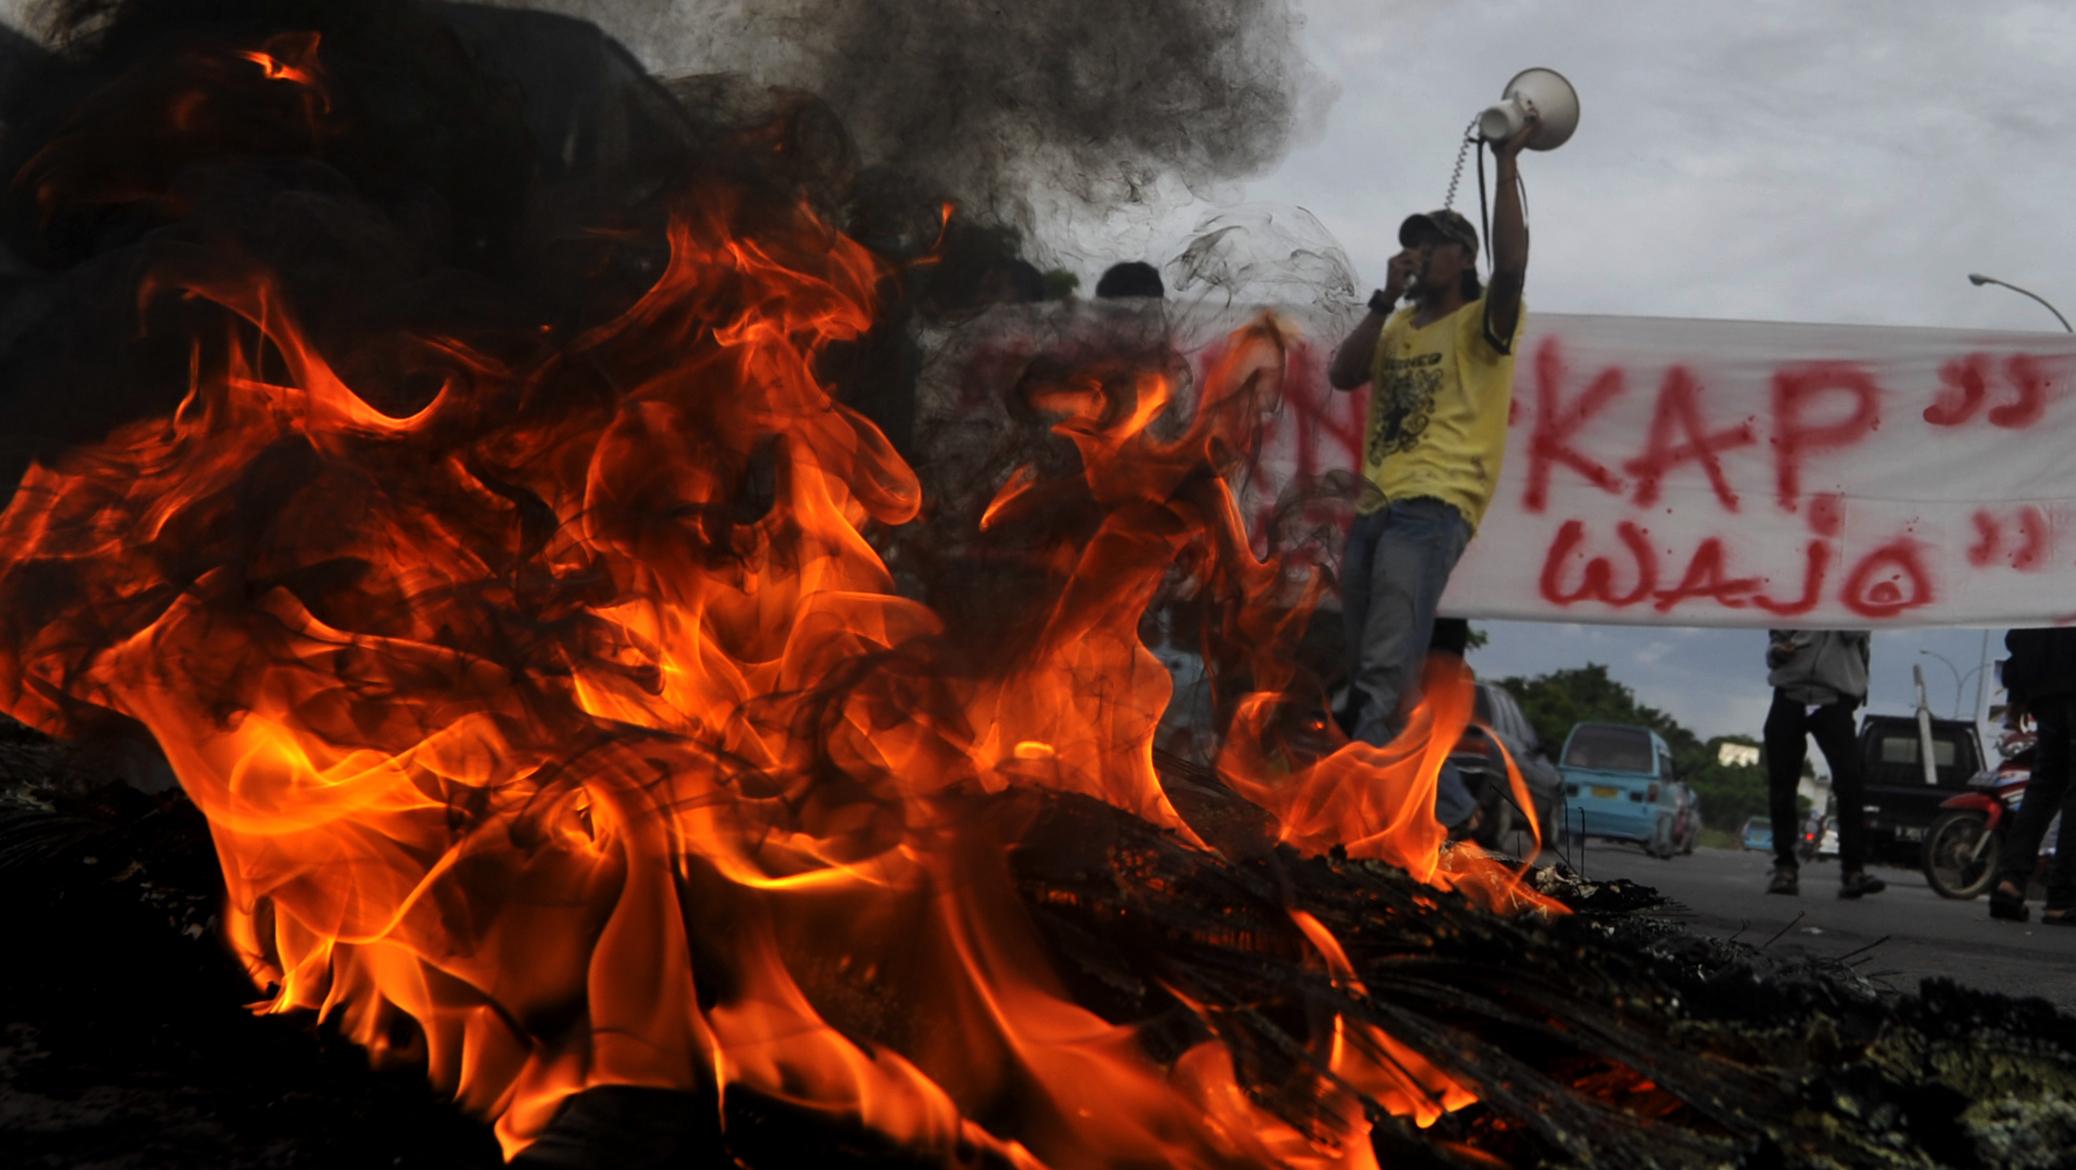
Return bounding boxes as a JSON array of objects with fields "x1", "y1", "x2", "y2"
[
  {"x1": 240, "y1": 33, "x2": 326, "y2": 97},
  {"x1": 1220, "y1": 658, "x2": 1566, "y2": 915},
  {"x1": 0, "y1": 96, "x2": 1554, "y2": 1167}
]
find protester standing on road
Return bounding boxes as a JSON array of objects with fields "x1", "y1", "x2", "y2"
[
  {"x1": 1988, "y1": 627, "x2": 2076, "y2": 924},
  {"x1": 1326, "y1": 108, "x2": 1539, "y2": 748},
  {"x1": 1762, "y1": 630, "x2": 1884, "y2": 898}
]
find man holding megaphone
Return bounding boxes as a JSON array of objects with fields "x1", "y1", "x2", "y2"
[{"x1": 1327, "y1": 106, "x2": 1540, "y2": 748}]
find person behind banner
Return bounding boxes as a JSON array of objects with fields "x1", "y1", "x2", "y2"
[
  {"x1": 1987, "y1": 627, "x2": 2076, "y2": 924},
  {"x1": 1326, "y1": 111, "x2": 1538, "y2": 747},
  {"x1": 1762, "y1": 629, "x2": 1884, "y2": 899}
]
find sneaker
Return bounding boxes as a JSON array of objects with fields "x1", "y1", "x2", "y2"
[
  {"x1": 1767, "y1": 865, "x2": 1799, "y2": 895},
  {"x1": 1837, "y1": 870, "x2": 1887, "y2": 899}
]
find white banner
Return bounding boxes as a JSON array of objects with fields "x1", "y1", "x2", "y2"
[{"x1": 1234, "y1": 310, "x2": 2076, "y2": 628}]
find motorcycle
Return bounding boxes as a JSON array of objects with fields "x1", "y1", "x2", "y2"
[
  {"x1": 1922, "y1": 727, "x2": 2061, "y2": 900},
  {"x1": 1795, "y1": 803, "x2": 1837, "y2": 864}
]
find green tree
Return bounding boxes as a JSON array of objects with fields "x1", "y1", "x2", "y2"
[
  {"x1": 1496, "y1": 663, "x2": 1696, "y2": 758},
  {"x1": 1684, "y1": 739, "x2": 1776, "y2": 831},
  {"x1": 1041, "y1": 269, "x2": 1081, "y2": 300}
]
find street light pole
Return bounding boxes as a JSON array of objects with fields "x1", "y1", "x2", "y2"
[
  {"x1": 1958, "y1": 663, "x2": 1990, "y2": 716},
  {"x1": 1968, "y1": 273, "x2": 2075, "y2": 333},
  {"x1": 1970, "y1": 627, "x2": 1993, "y2": 728},
  {"x1": 1918, "y1": 650, "x2": 1963, "y2": 718}
]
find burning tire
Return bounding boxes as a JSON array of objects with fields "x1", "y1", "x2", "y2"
[{"x1": 1922, "y1": 808, "x2": 1999, "y2": 900}]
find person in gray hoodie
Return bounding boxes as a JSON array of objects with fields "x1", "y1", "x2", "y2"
[{"x1": 1763, "y1": 629, "x2": 1884, "y2": 898}]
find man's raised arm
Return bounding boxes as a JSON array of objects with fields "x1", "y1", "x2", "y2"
[{"x1": 1484, "y1": 109, "x2": 1538, "y2": 348}]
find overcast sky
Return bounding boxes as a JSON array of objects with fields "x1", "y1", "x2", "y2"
[{"x1": 1193, "y1": 0, "x2": 2076, "y2": 758}]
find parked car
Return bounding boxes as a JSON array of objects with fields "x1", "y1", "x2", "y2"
[
  {"x1": 1740, "y1": 815, "x2": 1772, "y2": 852},
  {"x1": 1558, "y1": 722, "x2": 1680, "y2": 857},
  {"x1": 1855, "y1": 713, "x2": 1986, "y2": 867},
  {"x1": 1449, "y1": 680, "x2": 1564, "y2": 854}
]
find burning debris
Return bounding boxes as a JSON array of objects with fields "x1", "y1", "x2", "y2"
[
  {"x1": 10, "y1": 722, "x2": 2076, "y2": 1169},
  {"x1": 0, "y1": 4, "x2": 2071, "y2": 1169}
]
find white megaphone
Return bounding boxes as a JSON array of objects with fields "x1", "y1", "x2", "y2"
[{"x1": 1477, "y1": 67, "x2": 1578, "y2": 150}]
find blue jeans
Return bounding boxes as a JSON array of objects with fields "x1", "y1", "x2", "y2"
[{"x1": 1341, "y1": 497, "x2": 1472, "y2": 747}]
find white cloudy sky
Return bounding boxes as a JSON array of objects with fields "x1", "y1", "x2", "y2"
[{"x1": 1220, "y1": 0, "x2": 2076, "y2": 753}]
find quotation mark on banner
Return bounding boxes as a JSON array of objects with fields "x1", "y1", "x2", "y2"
[
  {"x1": 1922, "y1": 354, "x2": 2057, "y2": 429},
  {"x1": 1966, "y1": 506, "x2": 2051, "y2": 571}
]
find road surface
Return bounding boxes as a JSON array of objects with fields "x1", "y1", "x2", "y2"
[{"x1": 1545, "y1": 840, "x2": 2076, "y2": 1011}]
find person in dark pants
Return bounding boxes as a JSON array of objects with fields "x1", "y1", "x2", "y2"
[
  {"x1": 1989, "y1": 628, "x2": 2076, "y2": 924},
  {"x1": 1762, "y1": 629, "x2": 1883, "y2": 898}
]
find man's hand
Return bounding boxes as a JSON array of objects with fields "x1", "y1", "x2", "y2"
[
  {"x1": 1767, "y1": 634, "x2": 1796, "y2": 669},
  {"x1": 1493, "y1": 101, "x2": 1541, "y2": 162},
  {"x1": 1329, "y1": 248, "x2": 1424, "y2": 389},
  {"x1": 1382, "y1": 248, "x2": 1423, "y2": 303}
]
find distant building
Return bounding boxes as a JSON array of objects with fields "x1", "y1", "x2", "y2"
[
  {"x1": 1717, "y1": 741, "x2": 1760, "y2": 768},
  {"x1": 1799, "y1": 774, "x2": 1831, "y2": 812}
]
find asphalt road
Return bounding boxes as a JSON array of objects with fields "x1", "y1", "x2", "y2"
[{"x1": 1547, "y1": 840, "x2": 2076, "y2": 1011}]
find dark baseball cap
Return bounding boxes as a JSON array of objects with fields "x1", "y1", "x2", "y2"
[{"x1": 1398, "y1": 209, "x2": 1479, "y2": 257}]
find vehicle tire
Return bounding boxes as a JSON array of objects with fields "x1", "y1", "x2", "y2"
[
  {"x1": 1921, "y1": 809, "x2": 1999, "y2": 900},
  {"x1": 1650, "y1": 814, "x2": 1676, "y2": 859}
]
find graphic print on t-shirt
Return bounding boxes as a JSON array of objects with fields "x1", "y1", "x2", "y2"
[{"x1": 1367, "y1": 351, "x2": 1444, "y2": 465}]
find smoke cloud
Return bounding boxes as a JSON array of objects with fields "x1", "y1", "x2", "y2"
[
  {"x1": 506, "y1": 0, "x2": 1331, "y2": 230},
  {"x1": 0, "y1": 0, "x2": 1329, "y2": 494}
]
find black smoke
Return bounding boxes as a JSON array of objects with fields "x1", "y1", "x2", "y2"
[
  {"x1": 0, "y1": 0, "x2": 1325, "y2": 497},
  {"x1": 531, "y1": 0, "x2": 1327, "y2": 228}
]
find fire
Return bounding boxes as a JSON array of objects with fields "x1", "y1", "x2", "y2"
[
  {"x1": 1220, "y1": 657, "x2": 1563, "y2": 911},
  {"x1": 0, "y1": 41, "x2": 1558, "y2": 1170},
  {"x1": 240, "y1": 33, "x2": 326, "y2": 97}
]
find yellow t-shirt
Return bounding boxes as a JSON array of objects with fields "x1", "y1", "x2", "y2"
[{"x1": 1360, "y1": 298, "x2": 1524, "y2": 530}]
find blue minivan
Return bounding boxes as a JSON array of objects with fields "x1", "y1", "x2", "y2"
[{"x1": 1558, "y1": 722, "x2": 1680, "y2": 857}]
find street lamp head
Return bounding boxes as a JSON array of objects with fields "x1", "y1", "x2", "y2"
[{"x1": 1966, "y1": 273, "x2": 2074, "y2": 332}]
